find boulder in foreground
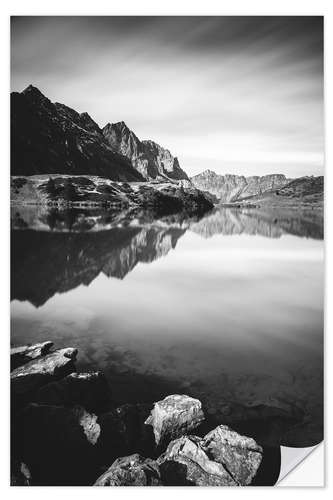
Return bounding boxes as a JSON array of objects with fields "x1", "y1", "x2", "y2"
[
  {"x1": 10, "y1": 341, "x2": 53, "y2": 370},
  {"x1": 202, "y1": 424, "x2": 263, "y2": 485},
  {"x1": 94, "y1": 454, "x2": 161, "y2": 486},
  {"x1": 157, "y1": 424, "x2": 263, "y2": 486},
  {"x1": 144, "y1": 394, "x2": 204, "y2": 447},
  {"x1": 158, "y1": 435, "x2": 236, "y2": 486},
  {"x1": 11, "y1": 347, "x2": 77, "y2": 398}
]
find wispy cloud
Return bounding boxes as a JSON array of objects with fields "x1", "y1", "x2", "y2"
[{"x1": 11, "y1": 16, "x2": 323, "y2": 177}]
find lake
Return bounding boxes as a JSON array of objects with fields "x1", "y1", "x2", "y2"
[{"x1": 10, "y1": 206, "x2": 324, "y2": 448}]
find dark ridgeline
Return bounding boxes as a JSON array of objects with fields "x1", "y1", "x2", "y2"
[
  {"x1": 11, "y1": 85, "x2": 189, "y2": 182},
  {"x1": 11, "y1": 86, "x2": 143, "y2": 180}
]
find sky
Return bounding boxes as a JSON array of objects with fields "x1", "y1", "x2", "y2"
[{"x1": 11, "y1": 16, "x2": 324, "y2": 177}]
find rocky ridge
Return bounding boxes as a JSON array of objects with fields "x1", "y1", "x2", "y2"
[
  {"x1": 191, "y1": 170, "x2": 290, "y2": 202},
  {"x1": 103, "y1": 121, "x2": 189, "y2": 181},
  {"x1": 11, "y1": 85, "x2": 144, "y2": 181},
  {"x1": 236, "y1": 175, "x2": 324, "y2": 208},
  {"x1": 11, "y1": 341, "x2": 272, "y2": 486},
  {"x1": 11, "y1": 85, "x2": 188, "y2": 183}
]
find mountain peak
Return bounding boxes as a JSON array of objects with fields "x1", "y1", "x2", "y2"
[
  {"x1": 195, "y1": 169, "x2": 217, "y2": 178},
  {"x1": 114, "y1": 120, "x2": 128, "y2": 129},
  {"x1": 103, "y1": 121, "x2": 132, "y2": 135},
  {"x1": 22, "y1": 84, "x2": 45, "y2": 98},
  {"x1": 79, "y1": 111, "x2": 100, "y2": 133}
]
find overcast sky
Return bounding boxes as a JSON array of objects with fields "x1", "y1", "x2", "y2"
[{"x1": 11, "y1": 16, "x2": 324, "y2": 177}]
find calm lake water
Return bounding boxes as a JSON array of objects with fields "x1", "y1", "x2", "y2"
[{"x1": 11, "y1": 206, "x2": 324, "y2": 448}]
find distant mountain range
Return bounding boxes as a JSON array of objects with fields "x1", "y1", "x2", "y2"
[
  {"x1": 11, "y1": 85, "x2": 188, "y2": 182},
  {"x1": 191, "y1": 170, "x2": 290, "y2": 202},
  {"x1": 236, "y1": 175, "x2": 324, "y2": 207},
  {"x1": 191, "y1": 170, "x2": 323, "y2": 207}
]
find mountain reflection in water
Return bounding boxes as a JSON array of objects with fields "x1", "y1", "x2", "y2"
[{"x1": 11, "y1": 206, "x2": 323, "y2": 448}]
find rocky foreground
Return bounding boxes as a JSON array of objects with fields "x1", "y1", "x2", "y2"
[{"x1": 11, "y1": 341, "x2": 272, "y2": 486}]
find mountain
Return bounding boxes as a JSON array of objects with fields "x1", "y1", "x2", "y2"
[
  {"x1": 11, "y1": 84, "x2": 190, "y2": 182},
  {"x1": 102, "y1": 121, "x2": 189, "y2": 181},
  {"x1": 191, "y1": 170, "x2": 289, "y2": 202},
  {"x1": 10, "y1": 85, "x2": 141, "y2": 181},
  {"x1": 237, "y1": 176, "x2": 324, "y2": 207}
]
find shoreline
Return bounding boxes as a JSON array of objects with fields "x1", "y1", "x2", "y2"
[{"x1": 11, "y1": 341, "x2": 283, "y2": 487}]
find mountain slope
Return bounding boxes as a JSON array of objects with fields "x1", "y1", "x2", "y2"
[
  {"x1": 11, "y1": 85, "x2": 145, "y2": 181},
  {"x1": 191, "y1": 170, "x2": 289, "y2": 202},
  {"x1": 237, "y1": 176, "x2": 324, "y2": 207},
  {"x1": 103, "y1": 121, "x2": 189, "y2": 181}
]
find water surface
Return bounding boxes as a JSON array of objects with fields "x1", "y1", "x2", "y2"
[{"x1": 11, "y1": 206, "x2": 324, "y2": 447}]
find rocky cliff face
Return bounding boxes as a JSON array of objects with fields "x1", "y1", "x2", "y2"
[
  {"x1": 11, "y1": 85, "x2": 144, "y2": 181},
  {"x1": 191, "y1": 170, "x2": 289, "y2": 202},
  {"x1": 103, "y1": 122, "x2": 189, "y2": 181}
]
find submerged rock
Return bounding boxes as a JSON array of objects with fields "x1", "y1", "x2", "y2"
[
  {"x1": 200, "y1": 399, "x2": 302, "y2": 447},
  {"x1": 202, "y1": 425, "x2": 263, "y2": 485},
  {"x1": 33, "y1": 371, "x2": 113, "y2": 413},
  {"x1": 94, "y1": 454, "x2": 161, "y2": 486},
  {"x1": 10, "y1": 341, "x2": 53, "y2": 370},
  {"x1": 97, "y1": 403, "x2": 155, "y2": 462},
  {"x1": 11, "y1": 347, "x2": 77, "y2": 398},
  {"x1": 144, "y1": 394, "x2": 204, "y2": 447},
  {"x1": 158, "y1": 435, "x2": 236, "y2": 486}
]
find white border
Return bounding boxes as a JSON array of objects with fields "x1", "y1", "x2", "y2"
[
  {"x1": 278, "y1": 443, "x2": 324, "y2": 486},
  {"x1": 1, "y1": 0, "x2": 331, "y2": 497}
]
